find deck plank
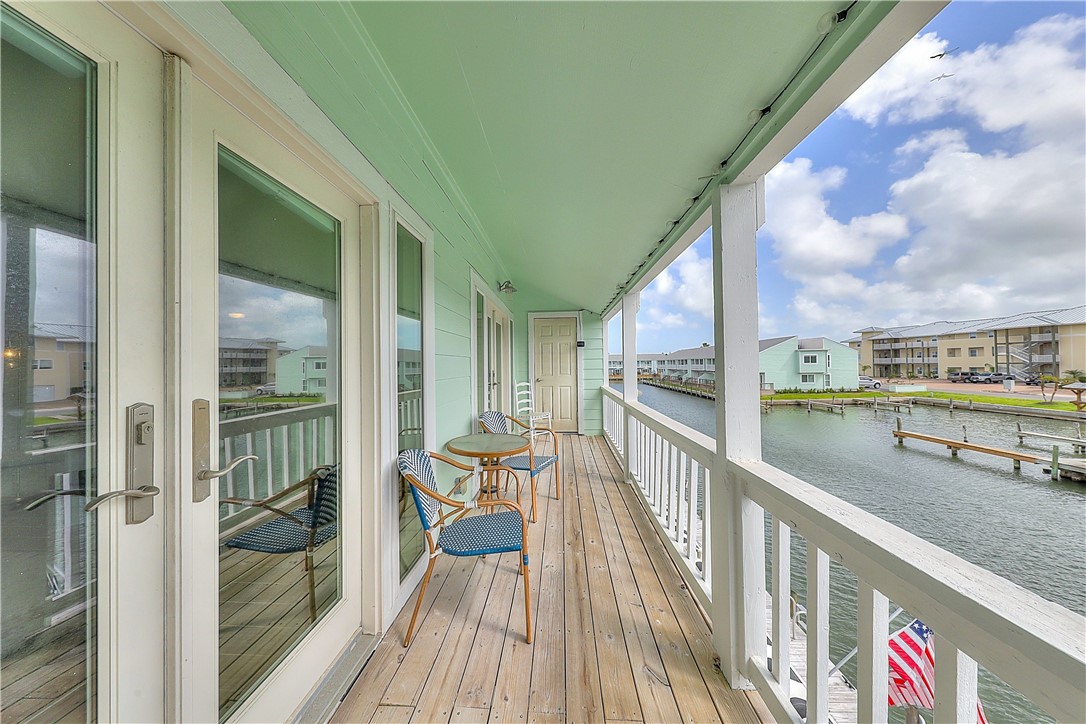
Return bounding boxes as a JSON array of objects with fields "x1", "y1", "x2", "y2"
[
  {"x1": 594, "y1": 438, "x2": 761, "y2": 724},
  {"x1": 561, "y1": 439, "x2": 605, "y2": 723},
  {"x1": 410, "y1": 553, "x2": 500, "y2": 723},
  {"x1": 524, "y1": 440, "x2": 568, "y2": 719},
  {"x1": 489, "y1": 455, "x2": 555, "y2": 723},
  {"x1": 582, "y1": 437, "x2": 682, "y2": 724},
  {"x1": 591, "y1": 439, "x2": 727, "y2": 723},
  {"x1": 571, "y1": 435, "x2": 641, "y2": 721},
  {"x1": 331, "y1": 553, "x2": 457, "y2": 723}
]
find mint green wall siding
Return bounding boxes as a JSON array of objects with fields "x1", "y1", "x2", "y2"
[
  {"x1": 825, "y1": 339, "x2": 860, "y2": 390},
  {"x1": 759, "y1": 339, "x2": 799, "y2": 390}
]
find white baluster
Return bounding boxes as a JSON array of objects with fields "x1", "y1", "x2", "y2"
[
  {"x1": 772, "y1": 517, "x2": 791, "y2": 703},
  {"x1": 934, "y1": 640, "x2": 978, "y2": 724},
  {"x1": 857, "y1": 580, "x2": 889, "y2": 724},
  {"x1": 807, "y1": 546, "x2": 829, "y2": 724}
]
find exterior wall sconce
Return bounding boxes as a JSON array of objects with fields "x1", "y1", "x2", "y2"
[{"x1": 498, "y1": 280, "x2": 517, "y2": 295}]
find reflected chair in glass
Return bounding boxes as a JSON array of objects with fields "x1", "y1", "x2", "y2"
[
  {"x1": 221, "y1": 465, "x2": 338, "y2": 622},
  {"x1": 478, "y1": 410, "x2": 560, "y2": 523},
  {"x1": 515, "y1": 381, "x2": 551, "y2": 443},
  {"x1": 397, "y1": 449, "x2": 531, "y2": 647}
]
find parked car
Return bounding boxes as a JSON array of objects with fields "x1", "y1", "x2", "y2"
[
  {"x1": 987, "y1": 373, "x2": 1011, "y2": 383},
  {"x1": 947, "y1": 372, "x2": 970, "y2": 383},
  {"x1": 968, "y1": 372, "x2": 994, "y2": 383},
  {"x1": 858, "y1": 375, "x2": 881, "y2": 389},
  {"x1": 255, "y1": 383, "x2": 276, "y2": 395},
  {"x1": 1022, "y1": 375, "x2": 1041, "y2": 385}
]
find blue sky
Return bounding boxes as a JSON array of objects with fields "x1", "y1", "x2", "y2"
[{"x1": 611, "y1": 2, "x2": 1086, "y2": 354}]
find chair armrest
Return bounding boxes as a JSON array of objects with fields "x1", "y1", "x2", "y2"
[{"x1": 219, "y1": 465, "x2": 327, "y2": 507}]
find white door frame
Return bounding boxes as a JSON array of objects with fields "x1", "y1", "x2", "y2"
[
  {"x1": 527, "y1": 311, "x2": 583, "y2": 434},
  {"x1": 184, "y1": 70, "x2": 370, "y2": 724},
  {"x1": 5, "y1": 3, "x2": 168, "y2": 720},
  {"x1": 469, "y1": 270, "x2": 514, "y2": 420},
  {"x1": 381, "y1": 207, "x2": 436, "y2": 621}
]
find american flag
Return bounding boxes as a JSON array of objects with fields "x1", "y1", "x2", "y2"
[{"x1": 887, "y1": 618, "x2": 987, "y2": 724}]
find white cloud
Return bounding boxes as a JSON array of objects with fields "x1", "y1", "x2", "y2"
[
  {"x1": 756, "y1": 14, "x2": 1086, "y2": 340},
  {"x1": 763, "y1": 158, "x2": 909, "y2": 277},
  {"x1": 842, "y1": 15, "x2": 1086, "y2": 145},
  {"x1": 642, "y1": 245, "x2": 715, "y2": 320}
]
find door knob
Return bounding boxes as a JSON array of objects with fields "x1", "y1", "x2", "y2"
[{"x1": 85, "y1": 485, "x2": 160, "y2": 512}]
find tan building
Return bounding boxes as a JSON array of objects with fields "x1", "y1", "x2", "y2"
[
  {"x1": 30, "y1": 323, "x2": 93, "y2": 401},
  {"x1": 846, "y1": 305, "x2": 1086, "y2": 380}
]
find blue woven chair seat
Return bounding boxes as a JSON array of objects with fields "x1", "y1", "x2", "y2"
[
  {"x1": 438, "y1": 509, "x2": 523, "y2": 557},
  {"x1": 502, "y1": 454, "x2": 558, "y2": 475},
  {"x1": 225, "y1": 508, "x2": 338, "y2": 554}
]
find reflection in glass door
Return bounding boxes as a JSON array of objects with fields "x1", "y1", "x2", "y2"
[
  {"x1": 215, "y1": 148, "x2": 341, "y2": 719},
  {"x1": 396, "y1": 223, "x2": 425, "y2": 578},
  {"x1": 1, "y1": 8, "x2": 97, "y2": 720}
]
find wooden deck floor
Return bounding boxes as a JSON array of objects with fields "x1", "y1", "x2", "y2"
[{"x1": 333, "y1": 435, "x2": 768, "y2": 724}]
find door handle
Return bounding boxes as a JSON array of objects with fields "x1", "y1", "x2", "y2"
[
  {"x1": 197, "y1": 454, "x2": 258, "y2": 481},
  {"x1": 85, "y1": 485, "x2": 160, "y2": 512},
  {"x1": 24, "y1": 489, "x2": 86, "y2": 511}
]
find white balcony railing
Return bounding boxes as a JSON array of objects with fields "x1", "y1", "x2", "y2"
[
  {"x1": 218, "y1": 402, "x2": 337, "y2": 521},
  {"x1": 601, "y1": 385, "x2": 1084, "y2": 724}
]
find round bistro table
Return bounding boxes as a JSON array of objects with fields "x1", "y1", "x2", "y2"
[{"x1": 445, "y1": 433, "x2": 530, "y2": 505}]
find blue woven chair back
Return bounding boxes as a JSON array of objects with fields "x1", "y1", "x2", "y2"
[
  {"x1": 311, "y1": 465, "x2": 338, "y2": 529},
  {"x1": 397, "y1": 449, "x2": 441, "y2": 530},
  {"x1": 479, "y1": 410, "x2": 509, "y2": 434}
]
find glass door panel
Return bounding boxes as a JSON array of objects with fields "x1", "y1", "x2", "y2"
[
  {"x1": 396, "y1": 223, "x2": 424, "y2": 579},
  {"x1": 1, "y1": 9, "x2": 97, "y2": 720},
  {"x1": 215, "y1": 148, "x2": 342, "y2": 720}
]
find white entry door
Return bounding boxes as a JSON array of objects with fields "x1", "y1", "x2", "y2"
[
  {"x1": 1, "y1": 2, "x2": 166, "y2": 721},
  {"x1": 532, "y1": 316, "x2": 579, "y2": 432},
  {"x1": 184, "y1": 73, "x2": 366, "y2": 722}
]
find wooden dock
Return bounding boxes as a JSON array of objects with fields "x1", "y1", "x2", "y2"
[
  {"x1": 1016, "y1": 422, "x2": 1086, "y2": 454},
  {"x1": 892, "y1": 420, "x2": 1086, "y2": 482},
  {"x1": 807, "y1": 400, "x2": 845, "y2": 415}
]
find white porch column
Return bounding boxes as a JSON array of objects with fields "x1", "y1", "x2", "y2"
[
  {"x1": 710, "y1": 181, "x2": 766, "y2": 688},
  {"x1": 621, "y1": 291, "x2": 639, "y2": 483}
]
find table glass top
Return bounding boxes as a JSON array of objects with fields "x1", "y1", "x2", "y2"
[{"x1": 445, "y1": 433, "x2": 529, "y2": 456}]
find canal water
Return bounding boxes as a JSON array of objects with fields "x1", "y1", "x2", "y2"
[{"x1": 617, "y1": 383, "x2": 1086, "y2": 723}]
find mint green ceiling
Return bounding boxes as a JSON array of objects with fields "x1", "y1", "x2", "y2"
[{"x1": 225, "y1": 2, "x2": 886, "y2": 313}]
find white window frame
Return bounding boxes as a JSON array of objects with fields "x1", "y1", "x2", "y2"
[
  {"x1": 802, "y1": 354, "x2": 817, "y2": 364},
  {"x1": 800, "y1": 373, "x2": 816, "y2": 384},
  {"x1": 33, "y1": 359, "x2": 55, "y2": 370}
]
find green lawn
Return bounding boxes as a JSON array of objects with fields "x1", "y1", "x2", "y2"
[
  {"x1": 759, "y1": 389, "x2": 1077, "y2": 412},
  {"x1": 33, "y1": 417, "x2": 67, "y2": 425},
  {"x1": 249, "y1": 396, "x2": 323, "y2": 403}
]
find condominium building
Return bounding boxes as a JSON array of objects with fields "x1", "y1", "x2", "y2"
[
  {"x1": 845, "y1": 305, "x2": 1085, "y2": 380},
  {"x1": 608, "y1": 336, "x2": 859, "y2": 392}
]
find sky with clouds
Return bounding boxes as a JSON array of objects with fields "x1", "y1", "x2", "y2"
[{"x1": 613, "y1": 2, "x2": 1086, "y2": 354}]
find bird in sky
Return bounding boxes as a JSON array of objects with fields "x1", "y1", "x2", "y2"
[
  {"x1": 930, "y1": 47, "x2": 960, "y2": 59},
  {"x1": 930, "y1": 73, "x2": 955, "y2": 82}
]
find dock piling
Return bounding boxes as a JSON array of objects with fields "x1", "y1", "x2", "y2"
[
  {"x1": 896, "y1": 417, "x2": 903, "y2": 445},
  {"x1": 1051, "y1": 446, "x2": 1060, "y2": 481}
]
